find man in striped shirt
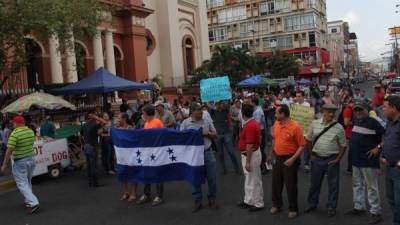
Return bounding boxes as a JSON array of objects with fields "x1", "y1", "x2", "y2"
[{"x1": 0, "y1": 115, "x2": 39, "y2": 214}]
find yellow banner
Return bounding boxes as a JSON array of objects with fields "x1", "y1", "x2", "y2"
[{"x1": 290, "y1": 104, "x2": 315, "y2": 132}]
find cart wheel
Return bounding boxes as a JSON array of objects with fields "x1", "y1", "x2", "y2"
[{"x1": 48, "y1": 164, "x2": 61, "y2": 179}]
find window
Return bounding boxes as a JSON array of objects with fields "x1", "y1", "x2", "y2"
[
  {"x1": 240, "y1": 22, "x2": 257, "y2": 37},
  {"x1": 275, "y1": 0, "x2": 291, "y2": 12},
  {"x1": 306, "y1": 0, "x2": 322, "y2": 11},
  {"x1": 331, "y1": 28, "x2": 337, "y2": 33},
  {"x1": 207, "y1": 0, "x2": 224, "y2": 9},
  {"x1": 218, "y1": 6, "x2": 246, "y2": 23},
  {"x1": 259, "y1": 1, "x2": 275, "y2": 15},
  {"x1": 284, "y1": 13, "x2": 316, "y2": 31},
  {"x1": 263, "y1": 35, "x2": 293, "y2": 49},
  {"x1": 209, "y1": 28, "x2": 227, "y2": 41},
  {"x1": 308, "y1": 32, "x2": 320, "y2": 47}
]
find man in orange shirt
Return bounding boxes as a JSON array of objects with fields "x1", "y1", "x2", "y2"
[
  {"x1": 268, "y1": 104, "x2": 306, "y2": 219},
  {"x1": 137, "y1": 104, "x2": 165, "y2": 206}
]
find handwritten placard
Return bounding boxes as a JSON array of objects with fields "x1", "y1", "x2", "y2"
[
  {"x1": 200, "y1": 76, "x2": 232, "y2": 103},
  {"x1": 290, "y1": 104, "x2": 315, "y2": 132}
]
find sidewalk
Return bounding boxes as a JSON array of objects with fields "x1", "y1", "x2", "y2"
[{"x1": 0, "y1": 171, "x2": 15, "y2": 192}]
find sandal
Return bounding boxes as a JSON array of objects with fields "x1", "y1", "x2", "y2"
[
  {"x1": 127, "y1": 195, "x2": 137, "y2": 202},
  {"x1": 120, "y1": 193, "x2": 130, "y2": 201}
]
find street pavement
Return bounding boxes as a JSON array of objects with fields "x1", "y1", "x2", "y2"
[{"x1": 0, "y1": 80, "x2": 393, "y2": 225}]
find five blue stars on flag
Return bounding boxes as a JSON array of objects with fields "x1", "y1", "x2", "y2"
[{"x1": 135, "y1": 148, "x2": 178, "y2": 164}]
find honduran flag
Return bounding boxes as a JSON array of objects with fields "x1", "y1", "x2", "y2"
[{"x1": 111, "y1": 128, "x2": 206, "y2": 186}]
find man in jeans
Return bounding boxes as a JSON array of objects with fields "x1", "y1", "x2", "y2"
[
  {"x1": 211, "y1": 101, "x2": 240, "y2": 175},
  {"x1": 80, "y1": 112, "x2": 103, "y2": 187},
  {"x1": 305, "y1": 104, "x2": 347, "y2": 217},
  {"x1": 347, "y1": 100, "x2": 384, "y2": 224},
  {"x1": 181, "y1": 102, "x2": 218, "y2": 212},
  {"x1": 1, "y1": 115, "x2": 39, "y2": 214},
  {"x1": 381, "y1": 96, "x2": 400, "y2": 225}
]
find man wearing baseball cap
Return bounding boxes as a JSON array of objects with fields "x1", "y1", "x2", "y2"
[
  {"x1": 180, "y1": 102, "x2": 218, "y2": 212},
  {"x1": 346, "y1": 99, "x2": 384, "y2": 224},
  {"x1": 1, "y1": 115, "x2": 39, "y2": 214}
]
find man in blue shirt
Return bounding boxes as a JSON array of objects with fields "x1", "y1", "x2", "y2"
[
  {"x1": 347, "y1": 100, "x2": 384, "y2": 224},
  {"x1": 381, "y1": 96, "x2": 400, "y2": 225}
]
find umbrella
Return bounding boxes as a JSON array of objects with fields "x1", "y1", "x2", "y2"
[
  {"x1": 51, "y1": 67, "x2": 154, "y2": 95},
  {"x1": 237, "y1": 75, "x2": 277, "y2": 87},
  {"x1": 1, "y1": 92, "x2": 76, "y2": 113}
]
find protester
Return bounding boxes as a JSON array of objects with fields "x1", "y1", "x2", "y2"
[
  {"x1": 40, "y1": 116, "x2": 56, "y2": 138},
  {"x1": 100, "y1": 112, "x2": 115, "y2": 175},
  {"x1": 180, "y1": 102, "x2": 218, "y2": 212},
  {"x1": 211, "y1": 101, "x2": 240, "y2": 175},
  {"x1": 250, "y1": 97, "x2": 267, "y2": 174},
  {"x1": 116, "y1": 113, "x2": 138, "y2": 202},
  {"x1": 347, "y1": 100, "x2": 384, "y2": 224},
  {"x1": 381, "y1": 96, "x2": 400, "y2": 225},
  {"x1": 137, "y1": 104, "x2": 165, "y2": 206},
  {"x1": 0, "y1": 115, "x2": 39, "y2": 214},
  {"x1": 237, "y1": 103, "x2": 264, "y2": 212},
  {"x1": 339, "y1": 98, "x2": 354, "y2": 173},
  {"x1": 155, "y1": 100, "x2": 176, "y2": 128},
  {"x1": 295, "y1": 90, "x2": 312, "y2": 172},
  {"x1": 269, "y1": 104, "x2": 305, "y2": 219},
  {"x1": 80, "y1": 112, "x2": 103, "y2": 187},
  {"x1": 305, "y1": 104, "x2": 347, "y2": 217},
  {"x1": 322, "y1": 91, "x2": 334, "y2": 105},
  {"x1": 120, "y1": 99, "x2": 129, "y2": 113},
  {"x1": 231, "y1": 99, "x2": 242, "y2": 143}
]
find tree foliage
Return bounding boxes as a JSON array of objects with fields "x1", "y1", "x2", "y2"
[
  {"x1": 267, "y1": 50, "x2": 300, "y2": 78},
  {"x1": 0, "y1": 0, "x2": 109, "y2": 88},
  {"x1": 189, "y1": 46, "x2": 300, "y2": 85}
]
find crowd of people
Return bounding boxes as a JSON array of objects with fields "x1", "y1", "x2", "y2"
[{"x1": 0, "y1": 81, "x2": 399, "y2": 225}]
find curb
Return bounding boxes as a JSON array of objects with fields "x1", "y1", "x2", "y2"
[{"x1": 0, "y1": 179, "x2": 16, "y2": 192}]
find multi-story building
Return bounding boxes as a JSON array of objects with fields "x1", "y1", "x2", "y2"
[
  {"x1": 144, "y1": 0, "x2": 210, "y2": 87},
  {"x1": 327, "y1": 20, "x2": 349, "y2": 77},
  {"x1": 207, "y1": 0, "x2": 331, "y2": 82},
  {"x1": 1, "y1": 0, "x2": 210, "y2": 98}
]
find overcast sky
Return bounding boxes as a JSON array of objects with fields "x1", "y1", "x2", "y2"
[{"x1": 327, "y1": 0, "x2": 398, "y2": 62}]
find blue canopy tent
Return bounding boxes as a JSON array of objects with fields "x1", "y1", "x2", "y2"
[
  {"x1": 51, "y1": 67, "x2": 154, "y2": 95},
  {"x1": 237, "y1": 75, "x2": 278, "y2": 87}
]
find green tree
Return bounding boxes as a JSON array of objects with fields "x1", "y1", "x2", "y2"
[
  {"x1": 189, "y1": 45, "x2": 268, "y2": 85},
  {"x1": 0, "y1": 0, "x2": 109, "y2": 88},
  {"x1": 267, "y1": 51, "x2": 300, "y2": 78}
]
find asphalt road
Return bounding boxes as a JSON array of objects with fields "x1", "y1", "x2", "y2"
[{"x1": 0, "y1": 80, "x2": 393, "y2": 225}]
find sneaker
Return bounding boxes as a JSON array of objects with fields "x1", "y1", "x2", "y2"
[
  {"x1": 304, "y1": 165, "x2": 310, "y2": 172},
  {"x1": 108, "y1": 170, "x2": 116, "y2": 175},
  {"x1": 248, "y1": 206, "x2": 264, "y2": 212},
  {"x1": 327, "y1": 208, "x2": 337, "y2": 217},
  {"x1": 136, "y1": 194, "x2": 150, "y2": 204},
  {"x1": 288, "y1": 211, "x2": 299, "y2": 219},
  {"x1": 151, "y1": 197, "x2": 163, "y2": 207},
  {"x1": 369, "y1": 214, "x2": 382, "y2": 225},
  {"x1": 345, "y1": 208, "x2": 366, "y2": 216},
  {"x1": 192, "y1": 201, "x2": 202, "y2": 213},
  {"x1": 270, "y1": 207, "x2": 281, "y2": 215},
  {"x1": 237, "y1": 201, "x2": 251, "y2": 209},
  {"x1": 26, "y1": 205, "x2": 40, "y2": 214}
]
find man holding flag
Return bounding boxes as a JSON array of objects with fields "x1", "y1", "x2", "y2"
[{"x1": 180, "y1": 102, "x2": 218, "y2": 212}]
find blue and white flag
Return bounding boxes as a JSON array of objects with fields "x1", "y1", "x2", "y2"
[{"x1": 111, "y1": 128, "x2": 205, "y2": 186}]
